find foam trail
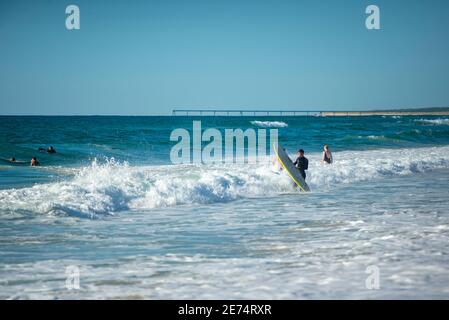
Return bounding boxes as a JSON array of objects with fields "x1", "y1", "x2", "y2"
[{"x1": 1, "y1": 146, "x2": 449, "y2": 217}]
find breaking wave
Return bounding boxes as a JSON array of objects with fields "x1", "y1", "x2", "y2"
[
  {"x1": 250, "y1": 121, "x2": 288, "y2": 128},
  {"x1": 1, "y1": 146, "x2": 449, "y2": 218},
  {"x1": 415, "y1": 118, "x2": 449, "y2": 125}
]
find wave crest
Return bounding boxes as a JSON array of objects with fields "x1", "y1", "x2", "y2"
[
  {"x1": 1, "y1": 146, "x2": 449, "y2": 217},
  {"x1": 250, "y1": 121, "x2": 288, "y2": 128},
  {"x1": 415, "y1": 118, "x2": 449, "y2": 125}
]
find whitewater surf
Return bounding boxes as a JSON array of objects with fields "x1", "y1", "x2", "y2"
[{"x1": 2, "y1": 115, "x2": 449, "y2": 299}]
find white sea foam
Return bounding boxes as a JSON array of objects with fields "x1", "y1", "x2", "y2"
[
  {"x1": 1, "y1": 146, "x2": 449, "y2": 217},
  {"x1": 356, "y1": 135, "x2": 386, "y2": 140},
  {"x1": 382, "y1": 115, "x2": 402, "y2": 119},
  {"x1": 250, "y1": 121, "x2": 288, "y2": 128},
  {"x1": 415, "y1": 118, "x2": 449, "y2": 125}
]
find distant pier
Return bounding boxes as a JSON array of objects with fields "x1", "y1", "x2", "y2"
[
  {"x1": 172, "y1": 109, "x2": 321, "y2": 116},
  {"x1": 172, "y1": 109, "x2": 449, "y2": 116}
]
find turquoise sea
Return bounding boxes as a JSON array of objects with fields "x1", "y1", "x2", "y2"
[{"x1": 1, "y1": 115, "x2": 449, "y2": 298}]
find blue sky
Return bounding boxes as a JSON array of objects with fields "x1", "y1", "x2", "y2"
[{"x1": 1, "y1": 0, "x2": 449, "y2": 115}]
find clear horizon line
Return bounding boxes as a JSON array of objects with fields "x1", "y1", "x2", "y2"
[{"x1": 1, "y1": 106, "x2": 448, "y2": 117}]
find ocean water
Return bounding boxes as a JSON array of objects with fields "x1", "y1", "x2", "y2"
[{"x1": 0, "y1": 115, "x2": 449, "y2": 299}]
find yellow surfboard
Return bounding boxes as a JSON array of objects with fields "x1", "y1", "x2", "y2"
[{"x1": 273, "y1": 143, "x2": 310, "y2": 192}]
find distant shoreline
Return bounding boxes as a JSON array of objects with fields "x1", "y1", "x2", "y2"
[{"x1": 321, "y1": 111, "x2": 449, "y2": 116}]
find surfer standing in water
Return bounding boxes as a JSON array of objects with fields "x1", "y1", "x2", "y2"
[
  {"x1": 322, "y1": 144, "x2": 333, "y2": 164},
  {"x1": 293, "y1": 149, "x2": 308, "y2": 180}
]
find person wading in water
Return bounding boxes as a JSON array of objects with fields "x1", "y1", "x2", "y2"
[{"x1": 322, "y1": 144, "x2": 333, "y2": 164}]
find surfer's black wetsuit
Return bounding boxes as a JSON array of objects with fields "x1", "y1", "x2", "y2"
[
  {"x1": 293, "y1": 156, "x2": 309, "y2": 180},
  {"x1": 323, "y1": 151, "x2": 332, "y2": 164}
]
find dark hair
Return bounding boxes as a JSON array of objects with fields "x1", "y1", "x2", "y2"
[
  {"x1": 32, "y1": 157, "x2": 36, "y2": 160},
  {"x1": 298, "y1": 149, "x2": 304, "y2": 154}
]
